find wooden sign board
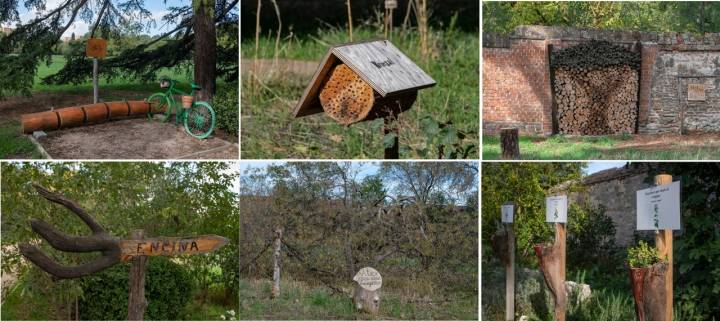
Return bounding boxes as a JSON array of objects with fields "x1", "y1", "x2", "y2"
[
  {"x1": 687, "y1": 83, "x2": 706, "y2": 101},
  {"x1": 636, "y1": 181, "x2": 681, "y2": 230},
  {"x1": 294, "y1": 39, "x2": 436, "y2": 118},
  {"x1": 86, "y1": 38, "x2": 107, "y2": 58},
  {"x1": 120, "y1": 235, "x2": 228, "y2": 261},
  {"x1": 501, "y1": 203, "x2": 514, "y2": 223},
  {"x1": 546, "y1": 195, "x2": 567, "y2": 223},
  {"x1": 353, "y1": 267, "x2": 382, "y2": 291},
  {"x1": 385, "y1": 0, "x2": 398, "y2": 9}
]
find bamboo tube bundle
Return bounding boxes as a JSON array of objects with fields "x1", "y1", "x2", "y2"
[{"x1": 21, "y1": 101, "x2": 151, "y2": 134}]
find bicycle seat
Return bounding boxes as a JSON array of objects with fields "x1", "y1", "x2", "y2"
[{"x1": 191, "y1": 82, "x2": 202, "y2": 90}]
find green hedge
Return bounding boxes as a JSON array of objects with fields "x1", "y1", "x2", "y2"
[
  {"x1": 80, "y1": 257, "x2": 194, "y2": 320},
  {"x1": 214, "y1": 82, "x2": 239, "y2": 135}
]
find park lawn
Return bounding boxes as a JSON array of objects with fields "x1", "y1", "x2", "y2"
[
  {"x1": 241, "y1": 25, "x2": 479, "y2": 159},
  {"x1": 240, "y1": 278, "x2": 477, "y2": 320},
  {"x1": 482, "y1": 134, "x2": 720, "y2": 160}
]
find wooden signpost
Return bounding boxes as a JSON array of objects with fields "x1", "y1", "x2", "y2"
[
  {"x1": 535, "y1": 195, "x2": 568, "y2": 321},
  {"x1": 384, "y1": 0, "x2": 397, "y2": 38},
  {"x1": 501, "y1": 202, "x2": 515, "y2": 321},
  {"x1": 86, "y1": 38, "x2": 107, "y2": 104},
  {"x1": 18, "y1": 184, "x2": 228, "y2": 321},
  {"x1": 293, "y1": 39, "x2": 435, "y2": 159},
  {"x1": 634, "y1": 174, "x2": 679, "y2": 321},
  {"x1": 353, "y1": 267, "x2": 382, "y2": 315}
]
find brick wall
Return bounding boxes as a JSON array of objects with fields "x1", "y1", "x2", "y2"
[
  {"x1": 484, "y1": 25, "x2": 720, "y2": 135},
  {"x1": 482, "y1": 39, "x2": 553, "y2": 135}
]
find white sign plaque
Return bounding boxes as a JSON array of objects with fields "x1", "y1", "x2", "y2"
[
  {"x1": 353, "y1": 267, "x2": 382, "y2": 291},
  {"x1": 546, "y1": 195, "x2": 568, "y2": 223},
  {"x1": 636, "y1": 181, "x2": 681, "y2": 230},
  {"x1": 501, "y1": 204, "x2": 514, "y2": 223}
]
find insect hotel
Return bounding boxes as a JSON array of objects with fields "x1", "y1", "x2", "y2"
[{"x1": 293, "y1": 39, "x2": 436, "y2": 158}]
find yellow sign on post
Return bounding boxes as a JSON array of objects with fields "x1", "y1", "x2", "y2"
[{"x1": 86, "y1": 38, "x2": 107, "y2": 58}]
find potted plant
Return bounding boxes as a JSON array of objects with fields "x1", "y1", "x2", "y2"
[{"x1": 627, "y1": 240, "x2": 663, "y2": 321}]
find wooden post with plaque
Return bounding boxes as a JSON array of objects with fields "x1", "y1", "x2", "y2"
[
  {"x1": 18, "y1": 184, "x2": 228, "y2": 321},
  {"x1": 293, "y1": 39, "x2": 435, "y2": 159}
]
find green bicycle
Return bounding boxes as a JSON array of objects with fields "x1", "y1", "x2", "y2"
[{"x1": 146, "y1": 76, "x2": 216, "y2": 139}]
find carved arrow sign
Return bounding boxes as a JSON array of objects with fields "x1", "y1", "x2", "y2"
[{"x1": 120, "y1": 235, "x2": 228, "y2": 261}]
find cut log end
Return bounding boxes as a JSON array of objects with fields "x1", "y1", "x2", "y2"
[{"x1": 319, "y1": 63, "x2": 375, "y2": 125}]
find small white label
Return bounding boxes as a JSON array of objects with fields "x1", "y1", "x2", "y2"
[
  {"x1": 636, "y1": 181, "x2": 681, "y2": 230},
  {"x1": 501, "y1": 204, "x2": 514, "y2": 223},
  {"x1": 353, "y1": 267, "x2": 382, "y2": 291},
  {"x1": 546, "y1": 195, "x2": 568, "y2": 223}
]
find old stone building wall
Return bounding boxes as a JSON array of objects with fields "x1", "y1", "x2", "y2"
[{"x1": 483, "y1": 25, "x2": 720, "y2": 135}]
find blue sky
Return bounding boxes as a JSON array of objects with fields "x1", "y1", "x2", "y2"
[
  {"x1": 585, "y1": 161, "x2": 627, "y2": 175},
  {"x1": 5, "y1": 0, "x2": 186, "y2": 37}
]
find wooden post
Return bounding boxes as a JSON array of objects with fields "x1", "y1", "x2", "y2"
[
  {"x1": 93, "y1": 58, "x2": 99, "y2": 103},
  {"x1": 383, "y1": 116, "x2": 399, "y2": 159},
  {"x1": 127, "y1": 229, "x2": 147, "y2": 321},
  {"x1": 272, "y1": 227, "x2": 283, "y2": 299},
  {"x1": 654, "y1": 174, "x2": 673, "y2": 321},
  {"x1": 346, "y1": 0, "x2": 353, "y2": 41},
  {"x1": 556, "y1": 222, "x2": 566, "y2": 321},
  {"x1": 500, "y1": 128, "x2": 520, "y2": 160},
  {"x1": 505, "y1": 223, "x2": 515, "y2": 321}
]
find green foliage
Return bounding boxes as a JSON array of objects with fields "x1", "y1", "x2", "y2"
[
  {"x1": 213, "y1": 81, "x2": 239, "y2": 134},
  {"x1": 627, "y1": 240, "x2": 661, "y2": 268},
  {"x1": 566, "y1": 203, "x2": 620, "y2": 271},
  {"x1": 482, "y1": 2, "x2": 720, "y2": 35},
  {"x1": 80, "y1": 258, "x2": 193, "y2": 320},
  {"x1": 481, "y1": 162, "x2": 583, "y2": 264}
]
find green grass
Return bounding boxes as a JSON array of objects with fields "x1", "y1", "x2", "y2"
[
  {"x1": 240, "y1": 278, "x2": 477, "y2": 320},
  {"x1": 241, "y1": 24, "x2": 479, "y2": 159},
  {"x1": 482, "y1": 134, "x2": 720, "y2": 160},
  {"x1": 0, "y1": 121, "x2": 42, "y2": 158}
]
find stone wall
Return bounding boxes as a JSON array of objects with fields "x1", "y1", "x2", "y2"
[{"x1": 483, "y1": 25, "x2": 720, "y2": 135}]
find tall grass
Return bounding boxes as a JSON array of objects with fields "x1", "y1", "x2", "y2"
[{"x1": 241, "y1": 22, "x2": 479, "y2": 159}]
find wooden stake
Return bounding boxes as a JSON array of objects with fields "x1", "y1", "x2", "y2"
[
  {"x1": 505, "y1": 223, "x2": 515, "y2": 321},
  {"x1": 556, "y1": 222, "x2": 566, "y2": 321},
  {"x1": 346, "y1": 0, "x2": 353, "y2": 42},
  {"x1": 272, "y1": 227, "x2": 283, "y2": 299},
  {"x1": 654, "y1": 174, "x2": 673, "y2": 321},
  {"x1": 93, "y1": 58, "x2": 99, "y2": 103},
  {"x1": 127, "y1": 229, "x2": 147, "y2": 321}
]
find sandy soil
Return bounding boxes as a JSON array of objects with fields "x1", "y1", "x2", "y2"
[{"x1": 38, "y1": 118, "x2": 237, "y2": 159}]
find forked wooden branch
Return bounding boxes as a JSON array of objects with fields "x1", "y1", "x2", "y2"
[{"x1": 19, "y1": 184, "x2": 121, "y2": 279}]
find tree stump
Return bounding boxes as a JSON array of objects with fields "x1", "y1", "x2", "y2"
[
  {"x1": 643, "y1": 263, "x2": 669, "y2": 321},
  {"x1": 127, "y1": 229, "x2": 148, "y2": 321},
  {"x1": 534, "y1": 224, "x2": 566, "y2": 321},
  {"x1": 630, "y1": 267, "x2": 647, "y2": 321},
  {"x1": 500, "y1": 128, "x2": 520, "y2": 160},
  {"x1": 353, "y1": 284, "x2": 380, "y2": 315}
]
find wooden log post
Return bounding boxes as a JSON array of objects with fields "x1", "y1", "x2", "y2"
[
  {"x1": 535, "y1": 223, "x2": 567, "y2": 321},
  {"x1": 353, "y1": 267, "x2": 382, "y2": 315},
  {"x1": 127, "y1": 229, "x2": 148, "y2": 321},
  {"x1": 272, "y1": 227, "x2": 283, "y2": 299},
  {"x1": 505, "y1": 223, "x2": 515, "y2": 321},
  {"x1": 500, "y1": 128, "x2": 520, "y2": 160},
  {"x1": 654, "y1": 174, "x2": 673, "y2": 321}
]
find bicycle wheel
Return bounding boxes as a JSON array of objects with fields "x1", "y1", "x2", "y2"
[
  {"x1": 184, "y1": 101, "x2": 216, "y2": 139},
  {"x1": 146, "y1": 93, "x2": 171, "y2": 122}
]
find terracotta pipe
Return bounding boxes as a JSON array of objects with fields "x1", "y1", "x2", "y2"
[{"x1": 21, "y1": 101, "x2": 151, "y2": 134}]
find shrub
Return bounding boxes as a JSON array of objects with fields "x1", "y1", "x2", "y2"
[
  {"x1": 80, "y1": 257, "x2": 194, "y2": 320},
  {"x1": 627, "y1": 240, "x2": 661, "y2": 268},
  {"x1": 213, "y1": 82, "x2": 239, "y2": 135}
]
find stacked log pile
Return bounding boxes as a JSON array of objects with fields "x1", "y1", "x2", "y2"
[{"x1": 551, "y1": 41, "x2": 641, "y2": 135}]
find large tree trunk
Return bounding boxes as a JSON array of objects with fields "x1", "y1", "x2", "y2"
[{"x1": 193, "y1": 0, "x2": 217, "y2": 101}]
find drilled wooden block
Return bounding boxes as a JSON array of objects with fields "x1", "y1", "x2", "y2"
[{"x1": 319, "y1": 63, "x2": 375, "y2": 125}]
